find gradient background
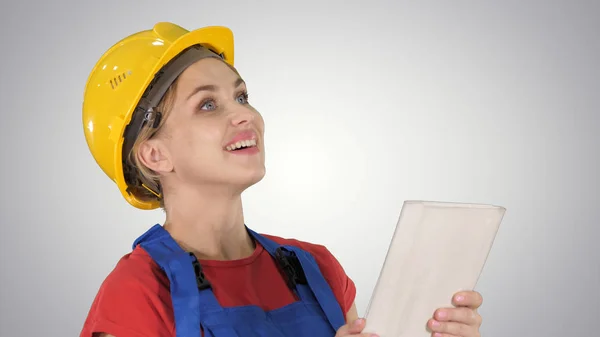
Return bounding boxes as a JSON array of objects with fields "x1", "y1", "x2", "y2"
[{"x1": 1, "y1": 1, "x2": 598, "y2": 336}]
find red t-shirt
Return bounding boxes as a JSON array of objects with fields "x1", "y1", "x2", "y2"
[{"x1": 80, "y1": 233, "x2": 356, "y2": 337}]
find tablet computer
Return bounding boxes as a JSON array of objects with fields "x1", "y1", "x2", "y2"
[{"x1": 363, "y1": 200, "x2": 505, "y2": 337}]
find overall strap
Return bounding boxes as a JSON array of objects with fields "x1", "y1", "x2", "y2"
[
  {"x1": 285, "y1": 246, "x2": 346, "y2": 330},
  {"x1": 132, "y1": 224, "x2": 222, "y2": 337},
  {"x1": 246, "y1": 227, "x2": 347, "y2": 331}
]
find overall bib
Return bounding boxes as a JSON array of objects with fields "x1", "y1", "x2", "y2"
[{"x1": 132, "y1": 225, "x2": 347, "y2": 337}]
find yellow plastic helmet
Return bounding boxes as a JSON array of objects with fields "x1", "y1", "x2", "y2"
[{"x1": 82, "y1": 22, "x2": 234, "y2": 210}]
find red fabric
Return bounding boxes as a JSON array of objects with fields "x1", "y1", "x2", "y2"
[{"x1": 80, "y1": 233, "x2": 356, "y2": 337}]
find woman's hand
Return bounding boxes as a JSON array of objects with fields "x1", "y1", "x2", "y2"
[
  {"x1": 338, "y1": 291, "x2": 483, "y2": 337},
  {"x1": 335, "y1": 318, "x2": 378, "y2": 337},
  {"x1": 427, "y1": 291, "x2": 484, "y2": 337}
]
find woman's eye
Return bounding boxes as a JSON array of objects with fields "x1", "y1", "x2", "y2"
[
  {"x1": 200, "y1": 100, "x2": 216, "y2": 110},
  {"x1": 199, "y1": 93, "x2": 248, "y2": 111},
  {"x1": 236, "y1": 92, "x2": 249, "y2": 104}
]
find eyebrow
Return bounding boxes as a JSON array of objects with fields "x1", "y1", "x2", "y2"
[{"x1": 186, "y1": 77, "x2": 246, "y2": 101}]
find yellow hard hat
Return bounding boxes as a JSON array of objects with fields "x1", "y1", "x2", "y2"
[{"x1": 82, "y1": 22, "x2": 235, "y2": 210}]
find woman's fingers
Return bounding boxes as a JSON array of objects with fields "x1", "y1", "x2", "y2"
[{"x1": 335, "y1": 318, "x2": 379, "y2": 337}]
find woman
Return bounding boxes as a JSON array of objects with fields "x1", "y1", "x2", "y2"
[{"x1": 80, "y1": 22, "x2": 485, "y2": 337}]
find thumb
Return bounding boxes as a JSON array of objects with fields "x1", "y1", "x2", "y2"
[{"x1": 336, "y1": 318, "x2": 366, "y2": 336}]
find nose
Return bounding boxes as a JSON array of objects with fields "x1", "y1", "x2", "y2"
[{"x1": 229, "y1": 104, "x2": 255, "y2": 126}]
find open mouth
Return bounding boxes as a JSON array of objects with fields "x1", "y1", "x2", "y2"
[{"x1": 226, "y1": 139, "x2": 257, "y2": 152}]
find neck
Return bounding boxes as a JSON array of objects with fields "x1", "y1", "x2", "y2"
[{"x1": 162, "y1": 184, "x2": 255, "y2": 261}]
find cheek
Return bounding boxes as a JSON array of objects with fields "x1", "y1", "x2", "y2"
[
  {"x1": 172, "y1": 124, "x2": 224, "y2": 160},
  {"x1": 253, "y1": 112, "x2": 265, "y2": 132},
  {"x1": 258, "y1": 114, "x2": 265, "y2": 128}
]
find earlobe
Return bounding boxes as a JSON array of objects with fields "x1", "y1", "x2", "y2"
[{"x1": 137, "y1": 140, "x2": 173, "y2": 173}]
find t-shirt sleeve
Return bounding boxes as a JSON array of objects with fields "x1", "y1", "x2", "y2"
[
  {"x1": 305, "y1": 244, "x2": 357, "y2": 315},
  {"x1": 79, "y1": 251, "x2": 175, "y2": 337}
]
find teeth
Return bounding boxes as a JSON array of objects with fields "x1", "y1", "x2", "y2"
[{"x1": 226, "y1": 139, "x2": 257, "y2": 151}]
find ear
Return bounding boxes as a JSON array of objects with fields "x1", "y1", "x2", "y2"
[{"x1": 136, "y1": 138, "x2": 174, "y2": 174}]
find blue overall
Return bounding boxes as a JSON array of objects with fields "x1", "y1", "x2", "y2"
[{"x1": 132, "y1": 224, "x2": 347, "y2": 337}]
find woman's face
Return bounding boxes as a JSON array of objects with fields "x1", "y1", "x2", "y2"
[{"x1": 141, "y1": 57, "x2": 266, "y2": 193}]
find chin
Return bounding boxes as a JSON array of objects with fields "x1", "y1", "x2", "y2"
[
  {"x1": 248, "y1": 167, "x2": 267, "y2": 185},
  {"x1": 233, "y1": 167, "x2": 266, "y2": 191}
]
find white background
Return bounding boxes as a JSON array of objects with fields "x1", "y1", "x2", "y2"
[{"x1": 0, "y1": 1, "x2": 598, "y2": 336}]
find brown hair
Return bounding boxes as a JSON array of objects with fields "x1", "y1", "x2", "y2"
[{"x1": 126, "y1": 79, "x2": 180, "y2": 210}]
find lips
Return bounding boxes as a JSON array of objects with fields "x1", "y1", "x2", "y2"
[
  {"x1": 226, "y1": 138, "x2": 257, "y2": 151},
  {"x1": 224, "y1": 130, "x2": 258, "y2": 152}
]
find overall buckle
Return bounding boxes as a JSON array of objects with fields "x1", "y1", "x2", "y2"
[
  {"x1": 275, "y1": 247, "x2": 307, "y2": 289},
  {"x1": 189, "y1": 253, "x2": 211, "y2": 290}
]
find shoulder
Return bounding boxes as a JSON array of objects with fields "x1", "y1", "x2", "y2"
[
  {"x1": 79, "y1": 247, "x2": 174, "y2": 337},
  {"x1": 261, "y1": 233, "x2": 357, "y2": 314},
  {"x1": 264, "y1": 234, "x2": 331, "y2": 258},
  {"x1": 264, "y1": 234, "x2": 346, "y2": 274}
]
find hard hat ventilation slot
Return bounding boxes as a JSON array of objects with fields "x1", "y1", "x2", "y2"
[{"x1": 109, "y1": 71, "x2": 131, "y2": 89}]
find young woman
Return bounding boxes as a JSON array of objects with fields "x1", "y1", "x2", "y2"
[{"x1": 80, "y1": 22, "x2": 484, "y2": 337}]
